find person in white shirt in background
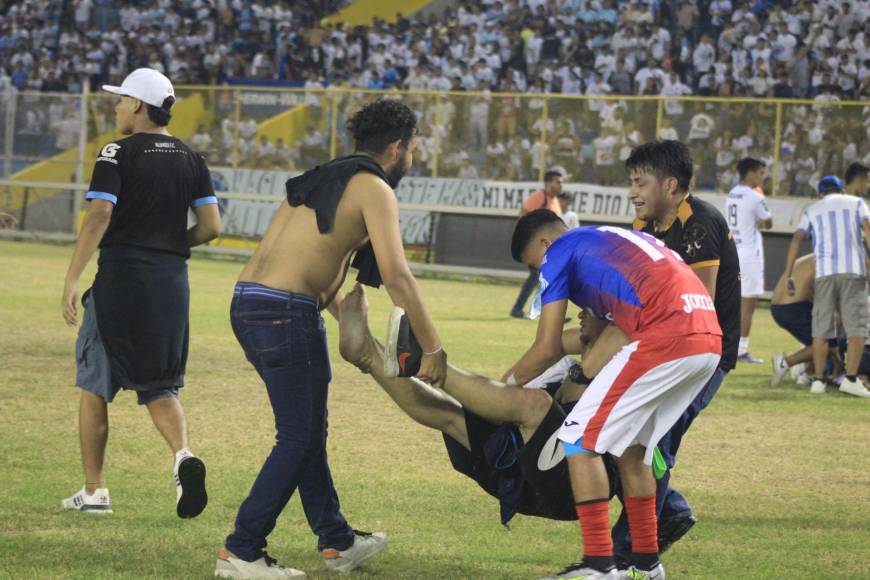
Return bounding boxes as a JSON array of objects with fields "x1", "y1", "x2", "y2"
[
  {"x1": 557, "y1": 190, "x2": 579, "y2": 229},
  {"x1": 726, "y1": 157, "x2": 772, "y2": 364},
  {"x1": 784, "y1": 174, "x2": 870, "y2": 398}
]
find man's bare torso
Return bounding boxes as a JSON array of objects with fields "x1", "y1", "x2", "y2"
[
  {"x1": 238, "y1": 173, "x2": 375, "y2": 307},
  {"x1": 772, "y1": 255, "x2": 814, "y2": 305}
]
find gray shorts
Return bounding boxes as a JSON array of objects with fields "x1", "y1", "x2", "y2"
[
  {"x1": 812, "y1": 275, "x2": 869, "y2": 339},
  {"x1": 75, "y1": 292, "x2": 179, "y2": 405}
]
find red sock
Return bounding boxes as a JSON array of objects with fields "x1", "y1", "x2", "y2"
[
  {"x1": 625, "y1": 495, "x2": 658, "y2": 554},
  {"x1": 575, "y1": 499, "x2": 612, "y2": 557}
]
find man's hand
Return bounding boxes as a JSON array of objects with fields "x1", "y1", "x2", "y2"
[
  {"x1": 62, "y1": 280, "x2": 79, "y2": 326},
  {"x1": 416, "y1": 348, "x2": 447, "y2": 388},
  {"x1": 0, "y1": 212, "x2": 17, "y2": 229},
  {"x1": 786, "y1": 277, "x2": 796, "y2": 296},
  {"x1": 555, "y1": 379, "x2": 586, "y2": 404}
]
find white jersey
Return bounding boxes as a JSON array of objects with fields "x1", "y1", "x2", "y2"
[
  {"x1": 725, "y1": 184, "x2": 771, "y2": 259},
  {"x1": 798, "y1": 194, "x2": 870, "y2": 278}
]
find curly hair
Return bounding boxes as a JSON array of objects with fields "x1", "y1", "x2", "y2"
[{"x1": 346, "y1": 98, "x2": 417, "y2": 154}]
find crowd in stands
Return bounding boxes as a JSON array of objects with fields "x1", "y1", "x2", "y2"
[{"x1": 0, "y1": 0, "x2": 867, "y2": 195}]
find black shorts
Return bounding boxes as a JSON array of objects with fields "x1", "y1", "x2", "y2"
[
  {"x1": 771, "y1": 302, "x2": 813, "y2": 346},
  {"x1": 442, "y1": 401, "x2": 575, "y2": 523}
]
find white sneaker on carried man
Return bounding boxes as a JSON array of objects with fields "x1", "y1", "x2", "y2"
[
  {"x1": 61, "y1": 486, "x2": 112, "y2": 514},
  {"x1": 771, "y1": 352, "x2": 788, "y2": 387},
  {"x1": 810, "y1": 380, "x2": 826, "y2": 394}
]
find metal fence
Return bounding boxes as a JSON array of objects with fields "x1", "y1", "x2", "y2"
[{"x1": 1, "y1": 85, "x2": 866, "y2": 234}]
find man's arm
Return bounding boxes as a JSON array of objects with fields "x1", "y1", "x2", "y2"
[
  {"x1": 360, "y1": 175, "x2": 447, "y2": 386},
  {"x1": 692, "y1": 265, "x2": 719, "y2": 299},
  {"x1": 187, "y1": 204, "x2": 221, "y2": 247},
  {"x1": 784, "y1": 229, "x2": 806, "y2": 295},
  {"x1": 580, "y1": 324, "x2": 629, "y2": 377},
  {"x1": 61, "y1": 200, "x2": 113, "y2": 326},
  {"x1": 508, "y1": 299, "x2": 568, "y2": 385},
  {"x1": 757, "y1": 217, "x2": 773, "y2": 230},
  {"x1": 0, "y1": 212, "x2": 16, "y2": 229}
]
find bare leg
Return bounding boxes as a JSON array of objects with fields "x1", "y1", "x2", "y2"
[
  {"x1": 845, "y1": 336, "x2": 865, "y2": 376},
  {"x1": 615, "y1": 445, "x2": 656, "y2": 498},
  {"x1": 79, "y1": 389, "x2": 108, "y2": 494},
  {"x1": 812, "y1": 338, "x2": 828, "y2": 379},
  {"x1": 567, "y1": 453, "x2": 610, "y2": 502},
  {"x1": 740, "y1": 297, "x2": 757, "y2": 339},
  {"x1": 339, "y1": 284, "x2": 552, "y2": 445},
  {"x1": 785, "y1": 345, "x2": 813, "y2": 367},
  {"x1": 146, "y1": 397, "x2": 189, "y2": 453},
  {"x1": 339, "y1": 284, "x2": 469, "y2": 448}
]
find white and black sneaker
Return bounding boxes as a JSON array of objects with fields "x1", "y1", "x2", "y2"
[
  {"x1": 61, "y1": 486, "x2": 113, "y2": 514},
  {"x1": 322, "y1": 530, "x2": 388, "y2": 572},
  {"x1": 383, "y1": 307, "x2": 422, "y2": 378},
  {"x1": 540, "y1": 561, "x2": 619, "y2": 579},
  {"x1": 174, "y1": 453, "x2": 208, "y2": 518},
  {"x1": 215, "y1": 550, "x2": 305, "y2": 578}
]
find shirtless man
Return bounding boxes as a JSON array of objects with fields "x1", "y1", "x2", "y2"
[
  {"x1": 770, "y1": 255, "x2": 816, "y2": 386},
  {"x1": 215, "y1": 100, "x2": 447, "y2": 579}
]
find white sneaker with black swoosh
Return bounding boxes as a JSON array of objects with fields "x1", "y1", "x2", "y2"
[{"x1": 322, "y1": 530, "x2": 387, "y2": 572}]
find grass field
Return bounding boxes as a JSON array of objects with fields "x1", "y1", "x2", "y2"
[{"x1": 1, "y1": 240, "x2": 869, "y2": 579}]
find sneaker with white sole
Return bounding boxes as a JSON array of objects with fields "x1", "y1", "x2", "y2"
[
  {"x1": 61, "y1": 486, "x2": 112, "y2": 514},
  {"x1": 540, "y1": 561, "x2": 620, "y2": 580},
  {"x1": 790, "y1": 363, "x2": 807, "y2": 381},
  {"x1": 810, "y1": 380, "x2": 826, "y2": 394},
  {"x1": 214, "y1": 550, "x2": 305, "y2": 579},
  {"x1": 771, "y1": 352, "x2": 789, "y2": 387},
  {"x1": 795, "y1": 372, "x2": 812, "y2": 386},
  {"x1": 174, "y1": 454, "x2": 208, "y2": 518},
  {"x1": 322, "y1": 530, "x2": 388, "y2": 572},
  {"x1": 839, "y1": 377, "x2": 870, "y2": 398},
  {"x1": 737, "y1": 352, "x2": 764, "y2": 364},
  {"x1": 623, "y1": 563, "x2": 666, "y2": 579}
]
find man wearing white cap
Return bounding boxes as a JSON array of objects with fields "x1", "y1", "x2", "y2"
[{"x1": 60, "y1": 69, "x2": 222, "y2": 516}]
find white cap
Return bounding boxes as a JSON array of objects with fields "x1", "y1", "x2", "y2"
[{"x1": 102, "y1": 68, "x2": 175, "y2": 108}]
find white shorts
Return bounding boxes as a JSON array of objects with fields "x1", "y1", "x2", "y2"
[
  {"x1": 558, "y1": 335, "x2": 720, "y2": 465},
  {"x1": 738, "y1": 254, "x2": 764, "y2": 297}
]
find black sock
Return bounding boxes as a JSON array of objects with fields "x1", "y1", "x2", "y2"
[
  {"x1": 847, "y1": 374, "x2": 857, "y2": 382},
  {"x1": 582, "y1": 555, "x2": 615, "y2": 572},
  {"x1": 631, "y1": 552, "x2": 660, "y2": 571}
]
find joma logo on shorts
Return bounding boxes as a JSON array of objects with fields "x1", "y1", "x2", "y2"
[{"x1": 680, "y1": 293, "x2": 715, "y2": 313}]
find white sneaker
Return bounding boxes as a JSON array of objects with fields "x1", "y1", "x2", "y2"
[
  {"x1": 61, "y1": 486, "x2": 112, "y2": 514},
  {"x1": 215, "y1": 550, "x2": 305, "y2": 579},
  {"x1": 790, "y1": 363, "x2": 807, "y2": 381},
  {"x1": 540, "y1": 562, "x2": 619, "y2": 579},
  {"x1": 795, "y1": 372, "x2": 812, "y2": 386},
  {"x1": 810, "y1": 380, "x2": 826, "y2": 394},
  {"x1": 771, "y1": 352, "x2": 788, "y2": 387},
  {"x1": 839, "y1": 377, "x2": 870, "y2": 398},
  {"x1": 322, "y1": 530, "x2": 388, "y2": 572},
  {"x1": 174, "y1": 453, "x2": 208, "y2": 518},
  {"x1": 623, "y1": 563, "x2": 666, "y2": 579}
]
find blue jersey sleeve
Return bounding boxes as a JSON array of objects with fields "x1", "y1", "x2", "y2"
[{"x1": 539, "y1": 244, "x2": 573, "y2": 305}]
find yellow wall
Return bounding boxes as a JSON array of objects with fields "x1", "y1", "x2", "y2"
[
  {"x1": 323, "y1": 0, "x2": 435, "y2": 25},
  {"x1": 255, "y1": 104, "x2": 309, "y2": 147}
]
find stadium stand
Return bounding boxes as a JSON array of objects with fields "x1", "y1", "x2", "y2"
[{"x1": 0, "y1": 0, "x2": 867, "y2": 195}]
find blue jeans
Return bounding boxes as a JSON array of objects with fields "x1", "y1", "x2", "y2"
[
  {"x1": 612, "y1": 367, "x2": 728, "y2": 557},
  {"x1": 225, "y1": 283, "x2": 354, "y2": 561}
]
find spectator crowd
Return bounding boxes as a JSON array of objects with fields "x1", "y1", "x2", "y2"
[{"x1": 0, "y1": 0, "x2": 867, "y2": 195}]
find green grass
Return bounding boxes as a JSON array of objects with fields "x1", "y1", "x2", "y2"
[{"x1": 1, "y1": 240, "x2": 868, "y2": 579}]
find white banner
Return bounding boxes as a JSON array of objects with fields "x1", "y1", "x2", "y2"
[{"x1": 210, "y1": 167, "x2": 811, "y2": 242}]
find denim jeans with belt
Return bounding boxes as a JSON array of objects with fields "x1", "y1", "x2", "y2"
[{"x1": 225, "y1": 282, "x2": 354, "y2": 561}]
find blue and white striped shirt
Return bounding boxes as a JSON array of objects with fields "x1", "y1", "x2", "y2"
[{"x1": 797, "y1": 194, "x2": 870, "y2": 278}]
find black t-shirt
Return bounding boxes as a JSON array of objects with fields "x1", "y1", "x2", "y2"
[
  {"x1": 633, "y1": 195, "x2": 741, "y2": 371},
  {"x1": 87, "y1": 133, "x2": 215, "y2": 258}
]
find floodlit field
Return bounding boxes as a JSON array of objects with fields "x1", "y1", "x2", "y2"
[{"x1": 1, "y1": 240, "x2": 869, "y2": 579}]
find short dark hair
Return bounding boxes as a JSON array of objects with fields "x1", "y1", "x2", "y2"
[
  {"x1": 625, "y1": 140, "x2": 693, "y2": 193},
  {"x1": 511, "y1": 209, "x2": 564, "y2": 262},
  {"x1": 347, "y1": 98, "x2": 417, "y2": 154},
  {"x1": 845, "y1": 162, "x2": 869, "y2": 185},
  {"x1": 544, "y1": 170, "x2": 563, "y2": 183},
  {"x1": 737, "y1": 157, "x2": 766, "y2": 179},
  {"x1": 145, "y1": 96, "x2": 175, "y2": 127}
]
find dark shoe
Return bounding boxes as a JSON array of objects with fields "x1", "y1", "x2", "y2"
[
  {"x1": 384, "y1": 307, "x2": 422, "y2": 378},
  {"x1": 510, "y1": 309, "x2": 525, "y2": 319},
  {"x1": 658, "y1": 512, "x2": 697, "y2": 553}
]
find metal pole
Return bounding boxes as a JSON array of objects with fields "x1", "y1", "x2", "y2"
[
  {"x1": 3, "y1": 90, "x2": 16, "y2": 210},
  {"x1": 232, "y1": 88, "x2": 241, "y2": 174},
  {"x1": 72, "y1": 84, "x2": 89, "y2": 234},
  {"x1": 329, "y1": 90, "x2": 338, "y2": 159},
  {"x1": 655, "y1": 97, "x2": 664, "y2": 138},
  {"x1": 20, "y1": 187, "x2": 29, "y2": 230},
  {"x1": 538, "y1": 97, "x2": 549, "y2": 182},
  {"x1": 772, "y1": 102, "x2": 783, "y2": 196},
  {"x1": 432, "y1": 93, "x2": 442, "y2": 178}
]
